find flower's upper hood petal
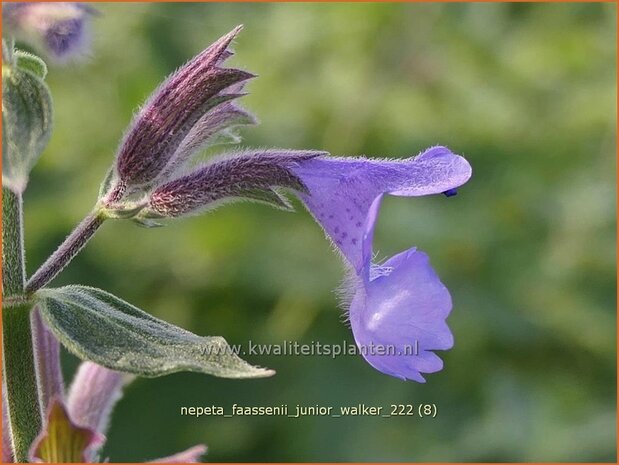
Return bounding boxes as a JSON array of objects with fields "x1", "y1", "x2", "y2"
[{"x1": 291, "y1": 145, "x2": 472, "y2": 273}]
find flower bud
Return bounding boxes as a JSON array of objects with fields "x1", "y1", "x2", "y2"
[
  {"x1": 115, "y1": 26, "x2": 255, "y2": 188},
  {"x1": 3, "y1": 3, "x2": 96, "y2": 62}
]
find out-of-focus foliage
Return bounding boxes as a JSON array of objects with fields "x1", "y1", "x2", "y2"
[{"x1": 19, "y1": 3, "x2": 615, "y2": 462}]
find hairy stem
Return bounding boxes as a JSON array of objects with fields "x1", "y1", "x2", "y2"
[
  {"x1": 2, "y1": 189, "x2": 25, "y2": 295},
  {"x1": 3, "y1": 304, "x2": 40, "y2": 462},
  {"x1": 25, "y1": 213, "x2": 106, "y2": 294},
  {"x1": 2, "y1": 189, "x2": 40, "y2": 462}
]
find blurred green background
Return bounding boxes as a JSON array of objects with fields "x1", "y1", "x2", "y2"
[{"x1": 15, "y1": 2, "x2": 617, "y2": 462}]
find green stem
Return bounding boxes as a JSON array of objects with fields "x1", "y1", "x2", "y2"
[
  {"x1": 3, "y1": 304, "x2": 40, "y2": 462},
  {"x1": 2, "y1": 189, "x2": 25, "y2": 295},
  {"x1": 2, "y1": 189, "x2": 41, "y2": 462}
]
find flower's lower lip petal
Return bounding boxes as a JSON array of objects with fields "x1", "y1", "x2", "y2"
[
  {"x1": 407, "y1": 351, "x2": 444, "y2": 373},
  {"x1": 360, "y1": 352, "x2": 428, "y2": 383},
  {"x1": 368, "y1": 319, "x2": 454, "y2": 351},
  {"x1": 349, "y1": 248, "x2": 453, "y2": 382},
  {"x1": 360, "y1": 351, "x2": 444, "y2": 380},
  {"x1": 362, "y1": 351, "x2": 442, "y2": 382}
]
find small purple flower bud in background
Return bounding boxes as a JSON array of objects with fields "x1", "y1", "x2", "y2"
[
  {"x1": 27, "y1": 360, "x2": 206, "y2": 462},
  {"x1": 2, "y1": 2, "x2": 96, "y2": 62},
  {"x1": 113, "y1": 25, "x2": 255, "y2": 190},
  {"x1": 28, "y1": 311, "x2": 206, "y2": 462},
  {"x1": 145, "y1": 149, "x2": 324, "y2": 218}
]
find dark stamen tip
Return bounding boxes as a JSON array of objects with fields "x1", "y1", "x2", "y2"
[{"x1": 443, "y1": 188, "x2": 458, "y2": 197}]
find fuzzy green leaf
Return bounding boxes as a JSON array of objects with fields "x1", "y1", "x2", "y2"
[
  {"x1": 36, "y1": 286, "x2": 275, "y2": 379},
  {"x1": 15, "y1": 51, "x2": 48, "y2": 79},
  {"x1": 2, "y1": 45, "x2": 53, "y2": 193}
]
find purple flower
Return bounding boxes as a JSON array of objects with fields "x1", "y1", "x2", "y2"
[
  {"x1": 139, "y1": 145, "x2": 471, "y2": 382},
  {"x1": 3, "y1": 2, "x2": 96, "y2": 62},
  {"x1": 112, "y1": 26, "x2": 256, "y2": 192},
  {"x1": 97, "y1": 26, "x2": 469, "y2": 391},
  {"x1": 26, "y1": 328, "x2": 207, "y2": 463},
  {"x1": 289, "y1": 146, "x2": 472, "y2": 381}
]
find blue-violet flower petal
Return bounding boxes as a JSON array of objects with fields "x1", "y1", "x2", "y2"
[{"x1": 290, "y1": 146, "x2": 472, "y2": 381}]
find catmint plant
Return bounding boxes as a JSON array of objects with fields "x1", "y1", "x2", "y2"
[{"x1": 2, "y1": 21, "x2": 471, "y2": 463}]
